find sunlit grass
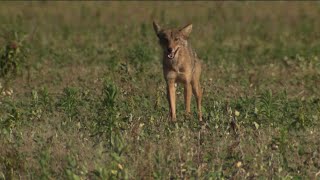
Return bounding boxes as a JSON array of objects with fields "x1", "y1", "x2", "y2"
[{"x1": 0, "y1": 2, "x2": 320, "y2": 179}]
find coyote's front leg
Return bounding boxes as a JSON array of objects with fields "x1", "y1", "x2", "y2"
[
  {"x1": 167, "y1": 80, "x2": 176, "y2": 122},
  {"x1": 184, "y1": 82, "x2": 192, "y2": 115}
]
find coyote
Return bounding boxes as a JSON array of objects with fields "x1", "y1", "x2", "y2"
[{"x1": 153, "y1": 21, "x2": 202, "y2": 122}]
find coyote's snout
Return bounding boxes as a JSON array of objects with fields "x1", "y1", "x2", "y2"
[{"x1": 153, "y1": 21, "x2": 203, "y2": 122}]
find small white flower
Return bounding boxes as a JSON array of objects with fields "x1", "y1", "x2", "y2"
[
  {"x1": 118, "y1": 164, "x2": 123, "y2": 170},
  {"x1": 236, "y1": 161, "x2": 242, "y2": 168},
  {"x1": 6, "y1": 90, "x2": 12, "y2": 96},
  {"x1": 235, "y1": 110, "x2": 240, "y2": 117}
]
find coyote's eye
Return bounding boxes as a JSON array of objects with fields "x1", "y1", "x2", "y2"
[
  {"x1": 160, "y1": 37, "x2": 168, "y2": 44},
  {"x1": 174, "y1": 37, "x2": 179, "y2": 41},
  {"x1": 164, "y1": 39, "x2": 169, "y2": 44}
]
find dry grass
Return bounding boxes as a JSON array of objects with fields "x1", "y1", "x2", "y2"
[{"x1": 0, "y1": 2, "x2": 320, "y2": 179}]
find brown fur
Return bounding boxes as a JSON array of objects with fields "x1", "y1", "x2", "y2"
[{"x1": 153, "y1": 21, "x2": 202, "y2": 122}]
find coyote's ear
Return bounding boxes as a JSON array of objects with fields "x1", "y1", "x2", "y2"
[
  {"x1": 153, "y1": 21, "x2": 161, "y2": 37},
  {"x1": 180, "y1": 24, "x2": 193, "y2": 37}
]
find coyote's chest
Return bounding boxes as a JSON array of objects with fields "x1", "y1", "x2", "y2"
[{"x1": 164, "y1": 58, "x2": 193, "y2": 82}]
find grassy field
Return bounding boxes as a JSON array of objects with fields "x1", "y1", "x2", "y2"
[{"x1": 0, "y1": 2, "x2": 320, "y2": 179}]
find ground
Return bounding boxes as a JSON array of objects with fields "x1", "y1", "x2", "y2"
[{"x1": 0, "y1": 2, "x2": 320, "y2": 179}]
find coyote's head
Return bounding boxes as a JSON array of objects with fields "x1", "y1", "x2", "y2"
[{"x1": 153, "y1": 21, "x2": 193, "y2": 59}]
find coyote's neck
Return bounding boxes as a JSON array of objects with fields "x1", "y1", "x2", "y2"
[
  {"x1": 186, "y1": 43, "x2": 197, "y2": 60},
  {"x1": 163, "y1": 54, "x2": 180, "y2": 72}
]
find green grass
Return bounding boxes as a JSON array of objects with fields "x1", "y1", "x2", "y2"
[{"x1": 0, "y1": 2, "x2": 320, "y2": 179}]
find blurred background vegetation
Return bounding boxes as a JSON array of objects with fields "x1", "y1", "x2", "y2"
[{"x1": 0, "y1": 2, "x2": 319, "y2": 179}]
